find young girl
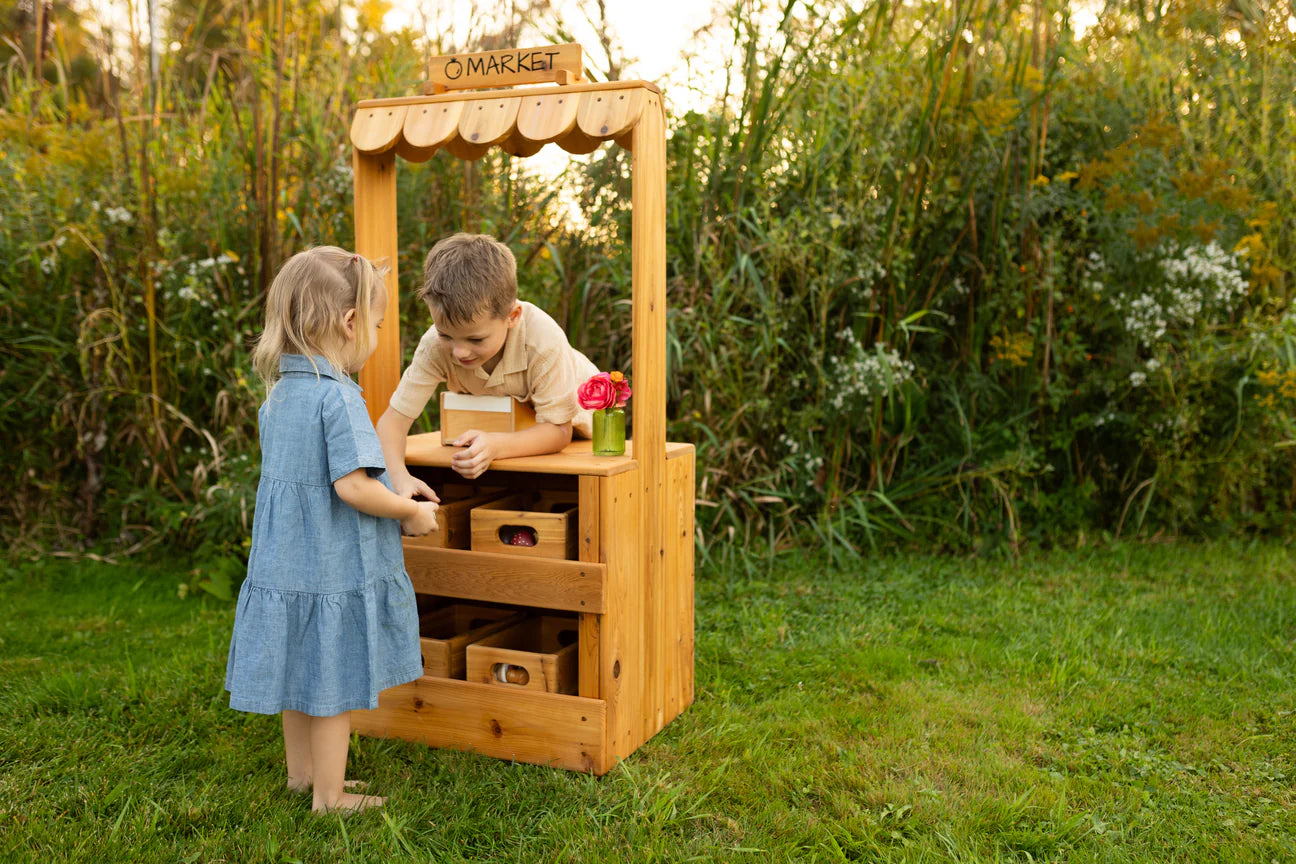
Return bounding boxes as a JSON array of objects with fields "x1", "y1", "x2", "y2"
[{"x1": 225, "y1": 246, "x2": 440, "y2": 813}]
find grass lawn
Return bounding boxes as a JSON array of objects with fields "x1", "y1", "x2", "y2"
[{"x1": 1, "y1": 541, "x2": 1293, "y2": 862}]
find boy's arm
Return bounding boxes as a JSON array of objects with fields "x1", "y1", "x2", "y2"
[
  {"x1": 376, "y1": 406, "x2": 439, "y2": 501},
  {"x1": 450, "y1": 422, "x2": 573, "y2": 480}
]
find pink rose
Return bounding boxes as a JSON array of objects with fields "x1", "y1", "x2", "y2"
[
  {"x1": 579, "y1": 371, "x2": 632, "y2": 410},
  {"x1": 578, "y1": 373, "x2": 616, "y2": 410},
  {"x1": 608, "y1": 371, "x2": 632, "y2": 408}
]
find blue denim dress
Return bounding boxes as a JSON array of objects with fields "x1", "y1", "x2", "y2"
[{"x1": 224, "y1": 355, "x2": 423, "y2": 716}]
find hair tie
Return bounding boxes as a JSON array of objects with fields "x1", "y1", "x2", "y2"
[{"x1": 352, "y1": 253, "x2": 360, "y2": 261}]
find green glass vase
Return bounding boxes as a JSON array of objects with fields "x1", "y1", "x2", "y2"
[{"x1": 592, "y1": 406, "x2": 626, "y2": 456}]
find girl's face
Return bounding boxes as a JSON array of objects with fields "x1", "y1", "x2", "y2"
[
  {"x1": 344, "y1": 286, "x2": 387, "y2": 373},
  {"x1": 435, "y1": 302, "x2": 521, "y2": 375}
]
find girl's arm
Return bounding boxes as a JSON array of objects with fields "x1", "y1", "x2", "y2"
[{"x1": 334, "y1": 469, "x2": 438, "y2": 534}]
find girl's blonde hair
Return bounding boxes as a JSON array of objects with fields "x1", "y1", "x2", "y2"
[{"x1": 252, "y1": 246, "x2": 387, "y2": 389}]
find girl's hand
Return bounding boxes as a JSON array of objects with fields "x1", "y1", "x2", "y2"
[
  {"x1": 392, "y1": 471, "x2": 439, "y2": 503},
  {"x1": 401, "y1": 500, "x2": 439, "y2": 536},
  {"x1": 449, "y1": 430, "x2": 500, "y2": 480}
]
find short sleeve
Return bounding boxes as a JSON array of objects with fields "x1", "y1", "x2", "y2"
[
  {"x1": 525, "y1": 313, "x2": 588, "y2": 427},
  {"x1": 322, "y1": 386, "x2": 387, "y2": 483},
  {"x1": 388, "y1": 326, "x2": 448, "y2": 418}
]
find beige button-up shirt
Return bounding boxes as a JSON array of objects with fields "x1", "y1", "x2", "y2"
[{"x1": 388, "y1": 301, "x2": 599, "y2": 438}]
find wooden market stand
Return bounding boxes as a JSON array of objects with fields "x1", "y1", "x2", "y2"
[{"x1": 346, "y1": 45, "x2": 694, "y2": 774}]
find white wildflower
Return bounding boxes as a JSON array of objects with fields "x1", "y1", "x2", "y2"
[{"x1": 1129, "y1": 371, "x2": 1146, "y2": 387}]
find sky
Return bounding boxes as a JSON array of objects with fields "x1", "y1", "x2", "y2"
[{"x1": 381, "y1": 0, "x2": 725, "y2": 96}]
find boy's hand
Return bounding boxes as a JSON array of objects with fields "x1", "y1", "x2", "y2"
[
  {"x1": 449, "y1": 429, "x2": 500, "y2": 480},
  {"x1": 401, "y1": 500, "x2": 439, "y2": 536},
  {"x1": 391, "y1": 471, "x2": 440, "y2": 503}
]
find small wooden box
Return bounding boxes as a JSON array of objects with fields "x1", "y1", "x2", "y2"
[
  {"x1": 465, "y1": 615, "x2": 579, "y2": 694},
  {"x1": 469, "y1": 491, "x2": 578, "y2": 559},
  {"x1": 440, "y1": 392, "x2": 536, "y2": 445},
  {"x1": 418, "y1": 604, "x2": 526, "y2": 679},
  {"x1": 403, "y1": 486, "x2": 508, "y2": 550}
]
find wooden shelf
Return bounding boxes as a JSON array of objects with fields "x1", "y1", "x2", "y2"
[
  {"x1": 351, "y1": 675, "x2": 607, "y2": 774},
  {"x1": 404, "y1": 546, "x2": 606, "y2": 613},
  {"x1": 405, "y1": 434, "x2": 693, "y2": 477}
]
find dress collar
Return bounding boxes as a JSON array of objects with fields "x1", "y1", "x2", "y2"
[{"x1": 279, "y1": 354, "x2": 358, "y2": 388}]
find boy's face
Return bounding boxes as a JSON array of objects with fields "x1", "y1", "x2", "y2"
[{"x1": 434, "y1": 301, "x2": 521, "y2": 374}]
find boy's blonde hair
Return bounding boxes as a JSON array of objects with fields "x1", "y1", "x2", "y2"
[
  {"x1": 417, "y1": 233, "x2": 517, "y2": 326},
  {"x1": 252, "y1": 246, "x2": 387, "y2": 388}
]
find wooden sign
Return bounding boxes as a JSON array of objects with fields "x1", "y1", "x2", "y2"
[{"x1": 424, "y1": 44, "x2": 583, "y2": 94}]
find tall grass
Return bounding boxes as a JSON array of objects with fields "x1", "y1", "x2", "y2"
[{"x1": 2, "y1": 0, "x2": 1294, "y2": 560}]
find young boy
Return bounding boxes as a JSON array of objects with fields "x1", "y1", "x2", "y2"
[{"x1": 376, "y1": 233, "x2": 599, "y2": 487}]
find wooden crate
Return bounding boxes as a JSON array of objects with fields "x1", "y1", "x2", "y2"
[
  {"x1": 440, "y1": 392, "x2": 536, "y2": 445},
  {"x1": 403, "y1": 486, "x2": 507, "y2": 550},
  {"x1": 465, "y1": 615, "x2": 579, "y2": 695},
  {"x1": 470, "y1": 491, "x2": 578, "y2": 560},
  {"x1": 418, "y1": 604, "x2": 526, "y2": 679}
]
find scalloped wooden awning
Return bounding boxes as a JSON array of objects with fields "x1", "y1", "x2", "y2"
[{"x1": 350, "y1": 81, "x2": 659, "y2": 162}]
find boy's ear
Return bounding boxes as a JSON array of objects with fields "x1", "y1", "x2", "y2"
[{"x1": 505, "y1": 301, "x2": 523, "y2": 328}]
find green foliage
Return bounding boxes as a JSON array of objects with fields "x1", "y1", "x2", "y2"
[{"x1": 2, "y1": 0, "x2": 1295, "y2": 557}]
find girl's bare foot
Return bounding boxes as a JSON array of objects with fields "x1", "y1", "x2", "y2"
[{"x1": 313, "y1": 791, "x2": 385, "y2": 814}]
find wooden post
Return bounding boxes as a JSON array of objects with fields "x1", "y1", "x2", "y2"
[
  {"x1": 631, "y1": 95, "x2": 668, "y2": 739},
  {"x1": 353, "y1": 149, "x2": 401, "y2": 423}
]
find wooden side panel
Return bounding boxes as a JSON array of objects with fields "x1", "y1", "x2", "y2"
[
  {"x1": 600, "y1": 468, "x2": 644, "y2": 762},
  {"x1": 578, "y1": 475, "x2": 600, "y2": 699},
  {"x1": 354, "y1": 150, "x2": 400, "y2": 425},
  {"x1": 405, "y1": 546, "x2": 605, "y2": 613},
  {"x1": 352, "y1": 677, "x2": 607, "y2": 774},
  {"x1": 664, "y1": 448, "x2": 696, "y2": 724},
  {"x1": 631, "y1": 93, "x2": 668, "y2": 741}
]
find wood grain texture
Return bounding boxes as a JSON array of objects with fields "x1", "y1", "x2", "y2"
[
  {"x1": 401, "y1": 488, "x2": 508, "y2": 550},
  {"x1": 600, "y1": 468, "x2": 644, "y2": 762},
  {"x1": 423, "y1": 44, "x2": 583, "y2": 93},
  {"x1": 404, "y1": 435, "x2": 691, "y2": 476},
  {"x1": 358, "y1": 80, "x2": 661, "y2": 110},
  {"x1": 405, "y1": 546, "x2": 605, "y2": 613},
  {"x1": 350, "y1": 105, "x2": 407, "y2": 153},
  {"x1": 353, "y1": 150, "x2": 400, "y2": 424},
  {"x1": 417, "y1": 605, "x2": 525, "y2": 679},
  {"x1": 469, "y1": 495, "x2": 578, "y2": 560},
  {"x1": 458, "y1": 97, "x2": 521, "y2": 146},
  {"x1": 578, "y1": 475, "x2": 601, "y2": 699},
  {"x1": 516, "y1": 91, "x2": 580, "y2": 142},
  {"x1": 403, "y1": 100, "x2": 464, "y2": 149},
  {"x1": 350, "y1": 677, "x2": 607, "y2": 774},
  {"x1": 631, "y1": 94, "x2": 668, "y2": 742},
  {"x1": 576, "y1": 88, "x2": 646, "y2": 140},
  {"x1": 665, "y1": 447, "x2": 696, "y2": 724}
]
